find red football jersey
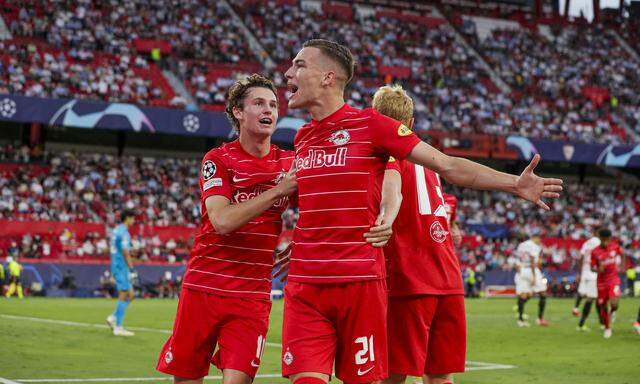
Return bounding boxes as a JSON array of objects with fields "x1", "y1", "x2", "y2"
[
  {"x1": 385, "y1": 159, "x2": 464, "y2": 296},
  {"x1": 288, "y1": 104, "x2": 421, "y2": 283},
  {"x1": 183, "y1": 140, "x2": 294, "y2": 299},
  {"x1": 443, "y1": 192, "x2": 458, "y2": 226},
  {"x1": 590, "y1": 242, "x2": 622, "y2": 288}
]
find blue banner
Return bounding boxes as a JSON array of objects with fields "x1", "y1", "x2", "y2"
[
  {"x1": 0, "y1": 93, "x2": 236, "y2": 138},
  {"x1": 464, "y1": 224, "x2": 510, "y2": 239},
  {"x1": 2, "y1": 94, "x2": 639, "y2": 168},
  {"x1": 507, "y1": 135, "x2": 640, "y2": 168}
]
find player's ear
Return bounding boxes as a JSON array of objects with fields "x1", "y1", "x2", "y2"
[
  {"x1": 321, "y1": 70, "x2": 335, "y2": 87},
  {"x1": 232, "y1": 106, "x2": 244, "y2": 122}
]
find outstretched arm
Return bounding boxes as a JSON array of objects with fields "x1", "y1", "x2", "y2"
[{"x1": 406, "y1": 142, "x2": 563, "y2": 210}]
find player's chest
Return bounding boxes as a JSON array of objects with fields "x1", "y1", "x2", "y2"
[
  {"x1": 228, "y1": 161, "x2": 288, "y2": 205},
  {"x1": 294, "y1": 125, "x2": 378, "y2": 178}
]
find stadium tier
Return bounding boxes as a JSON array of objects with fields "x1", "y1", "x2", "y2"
[{"x1": 1, "y1": 0, "x2": 640, "y2": 143}]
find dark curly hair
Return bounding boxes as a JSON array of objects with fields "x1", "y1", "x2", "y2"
[{"x1": 225, "y1": 74, "x2": 277, "y2": 132}]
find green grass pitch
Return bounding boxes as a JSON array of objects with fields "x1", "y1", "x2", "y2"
[{"x1": 1, "y1": 297, "x2": 639, "y2": 383}]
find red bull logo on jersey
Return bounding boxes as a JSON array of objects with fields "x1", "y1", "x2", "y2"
[
  {"x1": 430, "y1": 221, "x2": 449, "y2": 243},
  {"x1": 295, "y1": 147, "x2": 348, "y2": 170},
  {"x1": 235, "y1": 187, "x2": 289, "y2": 208}
]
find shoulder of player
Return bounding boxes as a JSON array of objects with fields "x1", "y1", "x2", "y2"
[
  {"x1": 202, "y1": 145, "x2": 230, "y2": 166},
  {"x1": 272, "y1": 145, "x2": 294, "y2": 158},
  {"x1": 359, "y1": 107, "x2": 398, "y2": 126}
]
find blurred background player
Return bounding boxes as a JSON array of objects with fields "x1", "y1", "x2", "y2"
[
  {"x1": 573, "y1": 231, "x2": 602, "y2": 331},
  {"x1": 156, "y1": 74, "x2": 297, "y2": 384},
  {"x1": 106, "y1": 209, "x2": 136, "y2": 337},
  {"x1": 0, "y1": 259, "x2": 5, "y2": 294},
  {"x1": 443, "y1": 193, "x2": 461, "y2": 247},
  {"x1": 514, "y1": 234, "x2": 549, "y2": 327},
  {"x1": 5, "y1": 256, "x2": 24, "y2": 299},
  {"x1": 374, "y1": 84, "x2": 466, "y2": 384},
  {"x1": 590, "y1": 228, "x2": 624, "y2": 339}
]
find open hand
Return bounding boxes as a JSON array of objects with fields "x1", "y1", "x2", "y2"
[{"x1": 515, "y1": 154, "x2": 563, "y2": 210}]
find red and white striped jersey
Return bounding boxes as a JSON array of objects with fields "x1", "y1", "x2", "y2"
[
  {"x1": 443, "y1": 192, "x2": 458, "y2": 226},
  {"x1": 183, "y1": 140, "x2": 294, "y2": 299},
  {"x1": 385, "y1": 160, "x2": 464, "y2": 296},
  {"x1": 288, "y1": 104, "x2": 421, "y2": 284}
]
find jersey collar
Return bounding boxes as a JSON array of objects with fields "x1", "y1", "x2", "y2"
[{"x1": 310, "y1": 103, "x2": 355, "y2": 126}]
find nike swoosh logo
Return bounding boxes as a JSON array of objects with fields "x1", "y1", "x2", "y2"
[
  {"x1": 250, "y1": 360, "x2": 260, "y2": 368},
  {"x1": 232, "y1": 176, "x2": 250, "y2": 183},
  {"x1": 357, "y1": 366, "x2": 374, "y2": 376}
]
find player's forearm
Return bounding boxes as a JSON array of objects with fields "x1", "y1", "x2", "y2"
[
  {"x1": 380, "y1": 170, "x2": 402, "y2": 226},
  {"x1": 407, "y1": 142, "x2": 518, "y2": 194},
  {"x1": 211, "y1": 187, "x2": 287, "y2": 235},
  {"x1": 439, "y1": 156, "x2": 518, "y2": 194}
]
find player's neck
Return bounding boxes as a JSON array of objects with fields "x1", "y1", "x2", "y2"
[
  {"x1": 238, "y1": 132, "x2": 271, "y2": 158},
  {"x1": 309, "y1": 94, "x2": 345, "y2": 122}
]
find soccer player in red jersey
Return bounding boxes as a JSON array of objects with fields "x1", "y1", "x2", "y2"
[
  {"x1": 156, "y1": 74, "x2": 297, "y2": 384},
  {"x1": 373, "y1": 85, "x2": 465, "y2": 384},
  {"x1": 590, "y1": 228, "x2": 625, "y2": 339},
  {"x1": 443, "y1": 193, "x2": 462, "y2": 247},
  {"x1": 281, "y1": 39, "x2": 563, "y2": 384}
]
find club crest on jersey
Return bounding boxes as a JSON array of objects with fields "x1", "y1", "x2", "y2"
[
  {"x1": 202, "y1": 160, "x2": 216, "y2": 180},
  {"x1": 329, "y1": 129, "x2": 350, "y2": 145},
  {"x1": 397, "y1": 124, "x2": 412, "y2": 136},
  {"x1": 274, "y1": 171, "x2": 286, "y2": 184},
  {"x1": 164, "y1": 351, "x2": 173, "y2": 364},
  {"x1": 283, "y1": 350, "x2": 294, "y2": 365},
  {"x1": 430, "y1": 221, "x2": 449, "y2": 243}
]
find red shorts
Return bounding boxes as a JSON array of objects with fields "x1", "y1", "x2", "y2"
[
  {"x1": 388, "y1": 295, "x2": 466, "y2": 376},
  {"x1": 597, "y1": 284, "x2": 621, "y2": 305},
  {"x1": 156, "y1": 288, "x2": 271, "y2": 379},
  {"x1": 282, "y1": 280, "x2": 388, "y2": 383}
]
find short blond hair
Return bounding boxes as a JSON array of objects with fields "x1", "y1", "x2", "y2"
[{"x1": 372, "y1": 84, "x2": 413, "y2": 126}]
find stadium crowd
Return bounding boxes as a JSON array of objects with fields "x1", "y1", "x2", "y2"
[
  {"x1": 0, "y1": 40, "x2": 168, "y2": 105},
  {"x1": 0, "y1": 145, "x2": 638, "y2": 271},
  {"x1": 2, "y1": 0, "x2": 640, "y2": 143},
  {"x1": 475, "y1": 25, "x2": 640, "y2": 144},
  {"x1": 2, "y1": 0, "x2": 252, "y2": 63}
]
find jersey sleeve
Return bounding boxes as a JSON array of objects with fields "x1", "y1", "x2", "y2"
[
  {"x1": 200, "y1": 152, "x2": 232, "y2": 201},
  {"x1": 385, "y1": 156, "x2": 402, "y2": 173},
  {"x1": 369, "y1": 110, "x2": 422, "y2": 160}
]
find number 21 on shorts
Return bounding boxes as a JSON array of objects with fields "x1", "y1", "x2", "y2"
[{"x1": 354, "y1": 335, "x2": 375, "y2": 365}]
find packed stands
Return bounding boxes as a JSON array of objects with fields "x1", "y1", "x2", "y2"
[
  {"x1": 2, "y1": 0, "x2": 640, "y2": 143},
  {"x1": 1, "y1": 144, "x2": 638, "y2": 270}
]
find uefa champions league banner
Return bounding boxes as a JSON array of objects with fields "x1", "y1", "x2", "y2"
[
  {"x1": 0, "y1": 93, "x2": 235, "y2": 138},
  {"x1": 2, "y1": 93, "x2": 639, "y2": 167},
  {"x1": 0, "y1": 93, "x2": 303, "y2": 142},
  {"x1": 507, "y1": 135, "x2": 640, "y2": 168}
]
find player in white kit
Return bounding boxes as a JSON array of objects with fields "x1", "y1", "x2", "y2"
[
  {"x1": 573, "y1": 235, "x2": 601, "y2": 331},
  {"x1": 514, "y1": 235, "x2": 549, "y2": 327}
]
